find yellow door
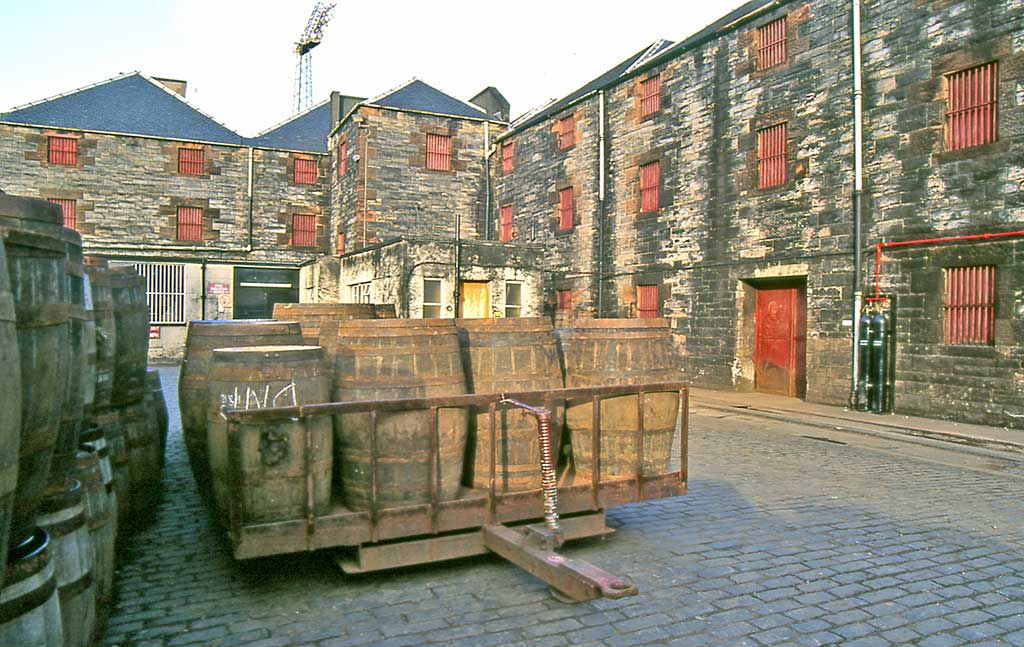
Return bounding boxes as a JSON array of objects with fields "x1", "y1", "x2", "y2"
[{"x1": 460, "y1": 281, "x2": 490, "y2": 318}]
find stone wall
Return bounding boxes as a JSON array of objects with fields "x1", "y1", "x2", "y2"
[
  {"x1": 329, "y1": 106, "x2": 501, "y2": 255},
  {"x1": 0, "y1": 123, "x2": 328, "y2": 266}
]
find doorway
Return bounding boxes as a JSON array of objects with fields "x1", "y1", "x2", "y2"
[
  {"x1": 233, "y1": 267, "x2": 299, "y2": 320},
  {"x1": 459, "y1": 281, "x2": 490, "y2": 318},
  {"x1": 753, "y1": 281, "x2": 807, "y2": 397}
]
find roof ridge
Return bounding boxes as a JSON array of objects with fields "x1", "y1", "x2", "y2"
[
  {"x1": 367, "y1": 78, "x2": 492, "y2": 120},
  {"x1": 624, "y1": 38, "x2": 675, "y2": 75},
  {"x1": 5, "y1": 71, "x2": 138, "y2": 114},
  {"x1": 136, "y1": 72, "x2": 242, "y2": 139},
  {"x1": 254, "y1": 97, "x2": 331, "y2": 138}
]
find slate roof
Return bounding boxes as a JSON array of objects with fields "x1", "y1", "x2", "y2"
[
  {"x1": 250, "y1": 100, "x2": 333, "y2": 152},
  {"x1": 367, "y1": 79, "x2": 493, "y2": 120},
  {"x1": 1, "y1": 72, "x2": 244, "y2": 145}
]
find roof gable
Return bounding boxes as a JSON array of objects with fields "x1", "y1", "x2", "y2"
[
  {"x1": 250, "y1": 100, "x2": 332, "y2": 152},
  {"x1": 370, "y1": 79, "x2": 492, "y2": 120},
  {"x1": 1, "y1": 73, "x2": 243, "y2": 145}
]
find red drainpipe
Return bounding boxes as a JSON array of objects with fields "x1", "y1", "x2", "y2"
[{"x1": 873, "y1": 230, "x2": 1024, "y2": 299}]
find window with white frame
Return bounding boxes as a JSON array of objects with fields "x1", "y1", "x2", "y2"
[
  {"x1": 350, "y1": 282, "x2": 371, "y2": 304},
  {"x1": 505, "y1": 282, "x2": 523, "y2": 318},
  {"x1": 132, "y1": 263, "x2": 187, "y2": 324},
  {"x1": 423, "y1": 278, "x2": 442, "y2": 318}
]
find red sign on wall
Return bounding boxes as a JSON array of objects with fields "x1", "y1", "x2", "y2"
[{"x1": 149, "y1": 326, "x2": 161, "y2": 339}]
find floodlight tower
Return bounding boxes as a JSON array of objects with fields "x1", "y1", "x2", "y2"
[{"x1": 293, "y1": 1, "x2": 336, "y2": 114}]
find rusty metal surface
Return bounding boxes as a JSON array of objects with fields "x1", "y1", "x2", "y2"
[{"x1": 223, "y1": 382, "x2": 688, "y2": 561}]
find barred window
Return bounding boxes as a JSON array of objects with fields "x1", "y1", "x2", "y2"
[
  {"x1": 637, "y1": 284, "x2": 660, "y2": 318},
  {"x1": 426, "y1": 134, "x2": 451, "y2": 171},
  {"x1": 178, "y1": 148, "x2": 204, "y2": 175},
  {"x1": 505, "y1": 282, "x2": 523, "y2": 318},
  {"x1": 133, "y1": 263, "x2": 186, "y2": 325},
  {"x1": 176, "y1": 206, "x2": 203, "y2": 241},
  {"x1": 502, "y1": 141, "x2": 514, "y2": 173},
  {"x1": 757, "y1": 16, "x2": 787, "y2": 70},
  {"x1": 423, "y1": 278, "x2": 442, "y2": 318},
  {"x1": 294, "y1": 158, "x2": 318, "y2": 184},
  {"x1": 500, "y1": 205, "x2": 514, "y2": 242},
  {"x1": 758, "y1": 122, "x2": 787, "y2": 189},
  {"x1": 339, "y1": 142, "x2": 347, "y2": 176},
  {"x1": 292, "y1": 214, "x2": 317, "y2": 247},
  {"x1": 557, "y1": 116, "x2": 575, "y2": 150},
  {"x1": 945, "y1": 61, "x2": 998, "y2": 151},
  {"x1": 48, "y1": 136, "x2": 77, "y2": 166},
  {"x1": 640, "y1": 75, "x2": 662, "y2": 117},
  {"x1": 944, "y1": 265, "x2": 996, "y2": 345},
  {"x1": 640, "y1": 161, "x2": 660, "y2": 212},
  {"x1": 556, "y1": 289, "x2": 572, "y2": 311},
  {"x1": 558, "y1": 187, "x2": 574, "y2": 231},
  {"x1": 48, "y1": 199, "x2": 77, "y2": 230}
]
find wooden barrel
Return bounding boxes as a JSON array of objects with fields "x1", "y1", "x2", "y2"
[
  {"x1": 89, "y1": 409, "x2": 129, "y2": 525},
  {"x1": 0, "y1": 529, "x2": 63, "y2": 646},
  {"x1": 0, "y1": 195, "x2": 70, "y2": 548},
  {"x1": 36, "y1": 481, "x2": 95, "y2": 647},
  {"x1": 146, "y1": 369, "x2": 169, "y2": 461},
  {"x1": 562, "y1": 319, "x2": 682, "y2": 479},
  {"x1": 84, "y1": 258, "x2": 115, "y2": 411},
  {"x1": 119, "y1": 398, "x2": 162, "y2": 518},
  {"x1": 108, "y1": 268, "x2": 149, "y2": 406},
  {"x1": 0, "y1": 229, "x2": 22, "y2": 590},
  {"x1": 457, "y1": 318, "x2": 565, "y2": 492},
  {"x1": 206, "y1": 345, "x2": 333, "y2": 524},
  {"x1": 48, "y1": 228, "x2": 88, "y2": 494},
  {"x1": 331, "y1": 319, "x2": 468, "y2": 511},
  {"x1": 374, "y1": 304, "x2": 397, "y2": 319},
  {"x1": 179, "y1": 320, "x2": 303, "y2": 494},
  {"x1": 81, "y1": 272, "x2": 97, "y2": 418},
  {"x1": 271, "y1": 303, "x2": 376, "y2": 347},
  {"x1": 74, "y1": 444, "x2": 115, "y2": 628}
]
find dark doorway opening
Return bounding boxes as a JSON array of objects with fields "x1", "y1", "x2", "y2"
[{"x1": 233, "y1": 267, "x2": 299, "y2": 320}]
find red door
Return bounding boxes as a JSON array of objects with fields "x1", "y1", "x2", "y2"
[{"x1": 754, "y1": 285, "x2": 807, "y2": 397}]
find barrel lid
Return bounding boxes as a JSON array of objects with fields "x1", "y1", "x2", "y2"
[
  {"x1": 572, "y1": 317, "x2": 670, "y2": 330},
  {"x1": 84, "y1": 256, "x2": 109, "y2": 269},
  {"x1": 456, "y1": 316, "x2": 553, "y2": 333},
  {"x1": 272, "y1": 303, "x2": 376, "y2": 316},
  {"x1": 332, "y1": 318, "x2": 457, "y2": 335},
  {"x1": 0, "y1": 194, "x2": 63, "y2": 225},
  {"x1": 188, "y1": 319, "x2": 301, "y2": 335}
]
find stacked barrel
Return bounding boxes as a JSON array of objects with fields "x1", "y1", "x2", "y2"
[
  {"x1": 182, "y1": 302, "x2": 682, "y2": 533},
  {"x1": 0, "y1": 194, "x2": 168, "y2": 646}
]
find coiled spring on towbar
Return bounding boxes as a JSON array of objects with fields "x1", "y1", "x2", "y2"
[{"x1": 500, "y1": 397, "x2": 560, "y2": 536}]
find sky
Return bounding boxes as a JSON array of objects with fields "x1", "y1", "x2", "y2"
[{"x1": 1, "y1": 1, "x2": 749, "y2": 136}]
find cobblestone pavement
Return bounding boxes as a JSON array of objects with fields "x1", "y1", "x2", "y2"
[{"x1": 104, "y1": 367, "x2": 1024, "y2": 647}]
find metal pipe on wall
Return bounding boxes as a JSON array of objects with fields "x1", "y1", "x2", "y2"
[
  {"x1": 850, "y1": 0, "x2": 865, "y2": 407},
  {"x1": 247, "y1": 146, "x2": 255, "y2": 252},
  {"x1": 483, "y1": 121, "x2": 491, "y2": 241},
  {"x1": 597, "y1": 90, "x2": 606, "y2": 317}
]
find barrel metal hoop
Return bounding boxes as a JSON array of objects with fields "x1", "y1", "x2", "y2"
[
  {"x1": 57, "y1": 571, "x2": 94, "y2": 602},
  {"x1": 0, "y1": 574, "x2": 57, "y2": 624}
]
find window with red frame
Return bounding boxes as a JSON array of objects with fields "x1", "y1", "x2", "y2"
[
  {"x1": 338, "y1": 142, "x2": 347, "y2": 176},
  {"x1": 48, "y1": 136, "x2": 77, "y2": 166},
  {"x1": 48, "y1": 199, "x2": 77, "y2": 230},
  {"x1": 337, "y1": 232, "x2": 346, "y2": 254},
  {"x1": 640, "y1": 75, "x2": 662, "y2": 117},
  {"x1": 500, "y1": 205, "x2": 514, "y2": 242},
  {"x1": 426, "y1": 134, "x2": 451, "y2": 170},
  {"x1": 640, "y1": 161, "x2": 661, "y2": 212},
  {"x1": 556, "y1": 289, "x2": 572, "y2": 311},
  {"x1": 757, "y1": 16, "x2": 787, "y2": 70},
  {"x1": 502, "y1": 141, "x2": 514, "y2": 173},
  {"x1": 637, "y1": 284, "x2": 660, "y2": 318},
  {"x1": 294, "y1": 158, "x2": 318, "y2": 184},
  {"x1": 292, "y1": 214, "x2": 317, "y2": 247},
  {"x1": 176, "y1": 207, "x2": 203, "y2": 241},
  {"x1": 945, "y1": 61, "x2": 998, "y2": 151},
  {"x1": 557, "y1": 116, "x2": 575, "y2": 150},
  {"x1": 944, "y1": 265, "x2": 996, "y2": 345},
  {"x1": 757, "y1": 122, "x2": 787, "y2": 189},
  {"x1": 178, "y1": 148, "x2": 204, "y2": 175},
  {"x1": 558, "y1": 187, "x2": 574, "y2": 230}
]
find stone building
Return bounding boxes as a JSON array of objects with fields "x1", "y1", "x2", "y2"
[
  {"x1": 488, "y1": 0, "x2": 1024, "y2": 427},
  {"x1": 0, "y1": 72, "x2": 342, "y2": 357}
]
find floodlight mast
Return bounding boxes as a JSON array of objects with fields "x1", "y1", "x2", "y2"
[{"x1": 293, "y1": 1, "x2": 336, "y2": 114}]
